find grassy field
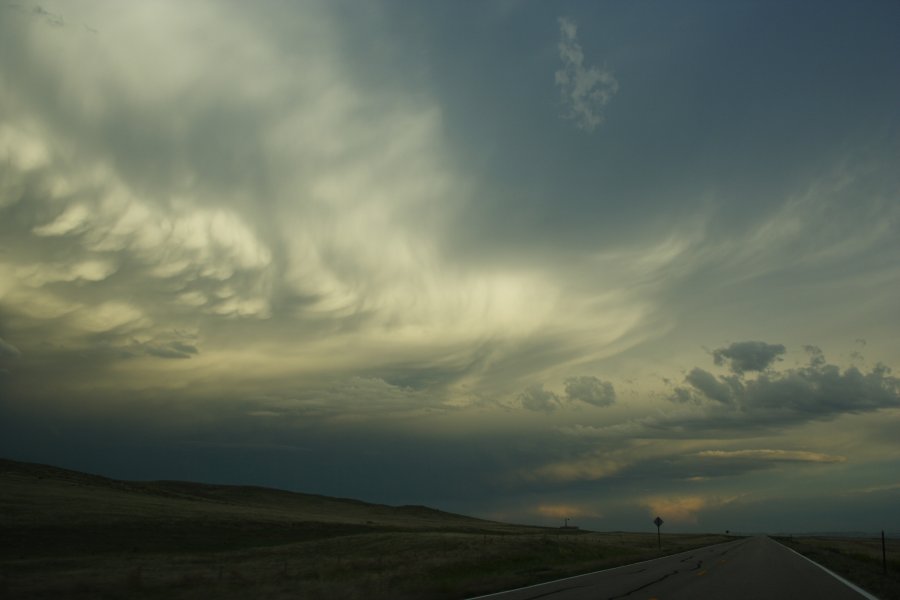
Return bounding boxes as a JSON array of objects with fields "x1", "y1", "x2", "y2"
[
  {"x1": 774, "y1": 535, "x2": 900, "y2": 600},
  {"x1": 1, "y1": 458, "x2": 731, "y2": 599}
]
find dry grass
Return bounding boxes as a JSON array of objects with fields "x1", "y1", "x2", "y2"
[
  {"x1": 2, "y1": 530, "x2": 733, "y2": 599},
  {"x1": 774, "y1": 535, "x2": 900, "y2": 600},
  {"x1": 1, "y1": 458, "x2": 731, "y2": 599}
]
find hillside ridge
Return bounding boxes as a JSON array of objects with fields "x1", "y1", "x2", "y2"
[{"x1": 1, "y1": 455, "x2": 530, "y2": 558}]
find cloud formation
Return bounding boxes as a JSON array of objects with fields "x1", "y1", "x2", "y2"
[
  {"x1": 0, "y1": 336, "x2": 21, "y2": 360},
  {"x1": 671, "y1": 343, "x2": 900, "y2": 428},
  {"x1": 670, "y1": 449, "x2": 847, "y2": 479},
  {"x1": 524, "y1": 453, "x2": 625, "y2": 483},
  {"x1": 518, "y1": 383, "x2": 560, "y2": 413},
  {"x1": 564, "y1": 376, "x2": 616, "y2": 407},
  {"x1": 0, "y1": 1, "x2": 676, "y2": 409},
  {"x1": 536, "y1": 504, "x2": 601, "y2": 520},
  {"x1": 0, "y1": 1, "x2": 899, "y2": 534},
  {"x1": 641, "y1": 494, "x2": 739, "y2": 525},
  {"x1": 518, "y1": 376, "x2": 616, "y2": 411},
  {"x1": 712, "y1": 341, "x2": 786, "y2": 374},
  {"x1": 694, "y1": 449, "x2": 844, "y2": 463},
  {"x1": 554, "y1": 17, "x2": 618, "y2": 132}
]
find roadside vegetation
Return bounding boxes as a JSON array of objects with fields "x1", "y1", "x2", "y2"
[
  {"x1": 4, "y1": 529, "x2": 732, "y2": 599},
  {"x1": 774, "y1": 535, "x2": 900, "y2": 600},
  {"x1": 1, "y1": 458, "x2": 730, "y2": 599}
]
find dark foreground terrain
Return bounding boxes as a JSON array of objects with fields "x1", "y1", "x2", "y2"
[{"x1": 0, "y1": 458, "x2": 731, "y2": 599}]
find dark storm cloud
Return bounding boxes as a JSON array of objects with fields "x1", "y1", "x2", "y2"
[
  {"x1": 803, "y1": 345, "x2": 826, "y2": 367},
  {"x1": 142, "y1": 340, "x2": 199, "y2": 360},
  {"x1": 1, "y1": 1, "x2": 899, "y2": 535},
  {"x1": 518, "y1": 383, "x2": 560, "y2": 413},
  {"x1": 563, "y1": 376, "x2": 616, "y2": 407},
  {"x1": 517, "y1": 376, "x2": 617, "y2": 412},
  {"x1": 670, "y1": 343, "x2": 900, "y2": 429},
  {"x1": 683, "y1": 368, "x2": 737, "y2": 405},
  {"x1": 712, "y1": 341, "x2": 786, "y2": 374}
]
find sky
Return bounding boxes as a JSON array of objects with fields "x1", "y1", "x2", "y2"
[{"x1": 1, "y1": 0, "x2": 899, "y2": 534}]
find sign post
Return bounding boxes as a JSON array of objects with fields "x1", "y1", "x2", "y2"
[{"x1": 654, "y1": 516, "x2": 664, "y2": 549}]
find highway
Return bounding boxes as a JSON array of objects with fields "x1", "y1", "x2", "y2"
[{"x1": 470, "y1": 536, "x2": 875, "y2": 600}]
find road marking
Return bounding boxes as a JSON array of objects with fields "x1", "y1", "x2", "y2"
[
  {"x1": 696, "y1": 570, "x2": 707, "y2": 577},
  {"x1": 771, "y1": 539, "x2": 880, "y2": 600},
  {"x1": 465, "y1": 539, "x2": 744, "y2": 599}
]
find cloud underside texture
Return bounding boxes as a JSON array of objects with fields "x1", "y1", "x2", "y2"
[
  {"x1": 0, "y1": 2, "x2": 682, "y2": 406},
  {"x1": 1, "y1": 2, "x2": 900, "y2": 530},
  {"x1": 1, "y1": 3, "x2": 898, "y2": 406},
  {"x1": 523, "y1": 345, "x2": 899, "y2": 489},
  {"x1": 668, "y1": 341, "x2": 900, "y2": 430}
]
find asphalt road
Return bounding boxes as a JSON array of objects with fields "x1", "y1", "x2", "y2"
[{"x1": 470, "y1": 536, "x2": 873, "y2": 600}]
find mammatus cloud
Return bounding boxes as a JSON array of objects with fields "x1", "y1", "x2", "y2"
[
  {"x1": 0, "y1": 2, "x2": 670, "y2": 409},
  {"x1": 554, "y1": 17, "x2": 618, "y2": 132},
  {"x1": 712, "y1": 341, "x2": 786, "y2": 374}
]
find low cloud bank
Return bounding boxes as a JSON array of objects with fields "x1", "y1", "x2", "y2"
[{"x1": 672, "y1": 342, "x2": 900, "y2": 426}]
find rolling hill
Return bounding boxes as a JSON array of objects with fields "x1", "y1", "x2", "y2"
[
  {"x1": 0, "y1": 457, "x2": 530, "y2": 558},
  {"x1": 0, "y1": 458, "x2": 734, "y2": 599}
]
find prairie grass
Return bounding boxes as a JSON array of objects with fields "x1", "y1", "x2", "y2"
[
  {"x1": 1, "y1": 458, "x2": 731, "y2": 599},
  {"x1": 2, "y1": 530, "x2": 732, "y2": 599}
]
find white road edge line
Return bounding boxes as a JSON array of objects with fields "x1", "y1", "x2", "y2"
[
  {"x1": 464, "y1": 538, "x2": 743, "y2": 600},
  {"x1": 771, "y1": 538, "x2": 881, "y2": 600}
]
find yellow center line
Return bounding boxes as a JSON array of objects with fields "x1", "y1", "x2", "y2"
[{"x1": 697, "y1": 569, "x2": 707, "y2": 576}]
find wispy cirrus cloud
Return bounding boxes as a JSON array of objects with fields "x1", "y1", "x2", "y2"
[{"x1": 554, "y1": 17, "x2": 618, "y2": 132}]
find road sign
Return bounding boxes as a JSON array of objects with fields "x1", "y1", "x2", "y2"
[{"x1": 654, "y1": 516, "x2": 664, "y2": 527}]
